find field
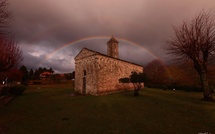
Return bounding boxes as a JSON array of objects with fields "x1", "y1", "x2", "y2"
[{"x1": 0, "y1": 83, "x2": 215, "y2": 134}]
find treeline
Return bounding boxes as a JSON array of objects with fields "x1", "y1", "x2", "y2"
[
  {"x1": 0, "y1": 65, "x2": 75, "y2": 85},
  {"x1": 144, "y1": 60, "x2": 215, "y2": 92},
  {"x1": 27, "y1": 67, "x2": 54, "y2": 80}
]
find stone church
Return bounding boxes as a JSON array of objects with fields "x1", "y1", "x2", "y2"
[{"x1": 74, "y1": 36, "x2": 143, "y2": 95}]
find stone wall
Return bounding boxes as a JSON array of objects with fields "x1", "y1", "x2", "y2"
[
  {"x1": 75, "y1": 48, "x2": 144, "y2": 95},
  {"x1": 75, "y1": 54, "x2": 98, "y2": 95},
  {"x1": 95, "y1": 55, "x2": 143, "y2": 94}
]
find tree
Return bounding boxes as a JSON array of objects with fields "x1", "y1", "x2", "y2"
[
  {"x1": 166, "y1": 63, "x2": 199, "y2": 87},
  {"x1": 38, "y1": 67, "x2": 43, "y2": 76},
  {"x1": 167, "y1": 64, "x2": 187, "y2": 86},
  {"x1": 167, "y1": 10, "x2": 215, "y2": 101},
  {"x1": 7, "y1": 68, "x2": 23, "y2": 83},
  {"x1": 19, "y1": 65, "x2": 29, "y2": 85},
  {"x1": 34, "y1": 69, "x2": 40, "y2": 80},
  {"x1": 144, "y1": 59, "x2": 167, "y2": 84},
  {"x1": 48, "y1": 67, "x2": 54, "y2": 74},
  {"x1": 119, "y1": 77, "x2": 130, "y2": 83},
  {"x1": 64, "y1": 71, "x2": 75, "y2": 80},
  {"x1": 119, "y1": 71, "x2": 147, "y2": 96},
  {"x1": 0, "y1": 39, "x2": 22, "y2": 71},
  {"x1": 0, "y1": 0, "x2": 11, "y2": 36},
  {"x1": 28, "y1": 69, "x2": 34, "y2": 79},
  {"x1": 130, "y1": 71, "x2": 147, "y2": 96},
  {"x1": 0, "y1": 0, "x2": 22, "y2": 72}
]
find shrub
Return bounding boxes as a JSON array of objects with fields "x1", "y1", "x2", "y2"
[
  {"x1": 119, "y1": 78, "x2": 130, "y2": 83},
  {"x1": 9, "y1": 85, "x2": 27, "y2": 95},
  {"x1": 147, "y1": 84, "x2": 167, "y2": 90},
  {"x1": 33, "y1": 81, "x2": 42, "y2": 85},
  {"x1": 147, "y1": 84, "x2": 203, "y2": 92},
  {"x1": 167, "y1": 85, "x2": 202, "y2": 92},
  {"x1": 0, "y1": 86, "x2": 10, "y2": 96}
]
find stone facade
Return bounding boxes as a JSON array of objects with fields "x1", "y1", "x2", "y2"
[
  {"x1": 107, "y1": 36, "x2": 119, "y2": 58},
  {"x1": 74, "y1": 37, "x2": 143, "y2": 95}
]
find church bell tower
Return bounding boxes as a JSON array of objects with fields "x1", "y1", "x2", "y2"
[{"x1": 107, "y1": 36, "x2": 119, "y2": 58}]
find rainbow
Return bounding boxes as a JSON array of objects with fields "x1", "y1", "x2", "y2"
[
  {"x1": 45, "y1": 36, "x2": 159, "y2": 60},
  {"x1": 41, "y1": 36, "x2": 172, "y2": 77}
]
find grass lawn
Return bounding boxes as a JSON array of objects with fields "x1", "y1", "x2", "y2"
[{"x1": 0, "y1": 83, "x2": 215, "y2": 134}]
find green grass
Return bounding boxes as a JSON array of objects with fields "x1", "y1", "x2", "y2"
[{"x1": 0, "y1": 84, "x2": 215, "y2": 134}]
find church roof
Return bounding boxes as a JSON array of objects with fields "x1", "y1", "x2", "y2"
[
  {"x1": 107, "y1": 36, "x2": 119, "y2": 43},
  {"x1": 75, "y1": 48, "x2": 142, "y2": 67}
]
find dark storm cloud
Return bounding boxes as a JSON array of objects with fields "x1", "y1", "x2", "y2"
[{"x1": 9, "y1": 0, "x2": 215, "y2": 72}]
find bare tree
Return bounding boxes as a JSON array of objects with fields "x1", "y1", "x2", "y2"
[
  {"x1": 0, "y1": 0, "x2": 12, "y2": 36},
  {"x1": 167, "y1": 65, "x2": 184, "y2": 86},
  {"x1": 167, "y1": 64, "x2": 196, "y2": 86},
  {"x1": 144, "y1": 59, "x2": 167, "y2": 84},
  {"x1": 167, "y1": 10, "x2": 215, "y2": 101},
  {"x1": 0, "y1": 0, "x2": 22, "y2": 72}
]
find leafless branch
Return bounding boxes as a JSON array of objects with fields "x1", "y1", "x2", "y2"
[
  {"x1": 166, "y1": 10, "x2": 215, "y2": 100},
  {"x1": 0, "y1": 0, "x2": 22, "y2": 72}
]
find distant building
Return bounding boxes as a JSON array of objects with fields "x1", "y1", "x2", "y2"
[
  {"x1": 74, "y1": 36, "x2": 143, "y2": 95},
  {"x1": 40, "y1": 72, "x2": 53, "y2": 80}
]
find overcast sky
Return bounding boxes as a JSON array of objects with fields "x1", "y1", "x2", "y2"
[{"x1": 9, "y1": 0, "x2": 215, "y2": 73}]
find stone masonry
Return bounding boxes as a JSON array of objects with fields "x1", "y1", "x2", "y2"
[{"x1": 74, "y1": 36, "x2": 143, "y2": 95}]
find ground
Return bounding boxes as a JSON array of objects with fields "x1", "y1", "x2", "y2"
[{"x1": 0, "y1": 82, "x2": 215, "y2": 134}]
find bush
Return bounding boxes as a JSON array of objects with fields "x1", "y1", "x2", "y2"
[
  {"x1": 119, "y1": 78, "x2": 130, "y2": 83},
  {"x1": 0, "y1": 86, "x2": 10, "y2": 96},
  {"x1": 147, "y1": 84, "x2": 167, "y2": 90},
  {"x1": 33, "y1": 81, "x2": 42, "y2": 85},
  {"x1": 167, "y1": 85, "x2": 202, "y2": 92},
  {"x1": 9, "y1": 85, "x2": 27, "y2": 95},
  {"x1": 147, "y1": 84, "x2": 203, "y2": 92}
]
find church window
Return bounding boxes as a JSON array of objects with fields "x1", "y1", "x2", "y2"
[{"x1": 83, "y1": 70, "x2": 86, "y2": 77}]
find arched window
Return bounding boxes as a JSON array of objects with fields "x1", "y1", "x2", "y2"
[{"x1": 83, "y1": 70, "x2": 86, "y2": 77}]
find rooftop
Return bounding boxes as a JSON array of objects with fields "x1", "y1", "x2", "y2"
[{"x1": 107, "y1": 36, "x2": 119, "y2": 43}]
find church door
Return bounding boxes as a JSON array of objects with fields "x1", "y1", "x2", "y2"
[{"x1": 83, "y1": 77, "x2": 86, "y2": 94}]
